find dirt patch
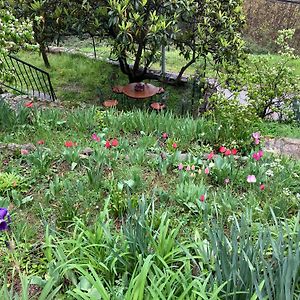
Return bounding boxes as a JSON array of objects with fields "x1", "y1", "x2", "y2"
[{"x1": 1, "y1": 93, "x2": 63, "y2": 110}]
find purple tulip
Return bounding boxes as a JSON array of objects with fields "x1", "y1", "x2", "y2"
[{"x1": 0, "y1": 208, "x2": 11, "y2": 231}]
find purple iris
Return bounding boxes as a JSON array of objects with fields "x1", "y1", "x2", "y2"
[{"x1": 0, "y1": 208, "x2": 11, "y2": 231}]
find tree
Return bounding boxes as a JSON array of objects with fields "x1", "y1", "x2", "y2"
[
  {"x1": 11, "y1": 0, "x2": 106, "y2": 67},
  {"x1": 173, "y1": 0, "x2": 245, "y2": 83},
  {"x1": 12, "y1": 0, "x2": 71, "y2": 68},
  {"x1": 7, "y1": 0, "x2": 246, "y2": 83},
  {"x1": 105, "y1": 0, "x2": 181, "y2": 82},
  {"x1": 0, "y1": 0, "x2": 33, "y2": 82}
]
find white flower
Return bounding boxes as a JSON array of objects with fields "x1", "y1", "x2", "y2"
[
  {"x1": 282, "y1": 188, "x2": 291, "y2": 196},
  {"x1": 266, "y1": 169, "x2": 274, "y2": 177}
]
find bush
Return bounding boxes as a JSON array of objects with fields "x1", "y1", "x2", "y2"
[
  {"x1": 240, "y1": 30, "x2": 300, "y2": 121},
  {"x1": 203, "y1": 93, "x2": 260, "y2": 150}
]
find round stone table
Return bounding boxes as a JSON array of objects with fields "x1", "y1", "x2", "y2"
[{"x1": 122, "y1": 83, "x2": 163, "y2": 99}]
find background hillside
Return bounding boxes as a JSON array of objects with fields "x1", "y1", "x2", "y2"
[{"x1": 244, "y1": 0, "x2": 300, "y2": 52}]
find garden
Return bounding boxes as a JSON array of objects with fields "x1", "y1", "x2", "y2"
[{"x1": 1, "y1": 0, "x2": 300, "y2": 299}]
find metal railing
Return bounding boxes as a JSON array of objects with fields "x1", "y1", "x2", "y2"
[{"x1": 0, "y1": 54, "x2": 56, "y2": 101}]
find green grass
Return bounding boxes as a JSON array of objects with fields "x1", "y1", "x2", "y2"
[
  {"x1": 260, "y1": 121, "x2": 300, "y2": 139},
  {"x1": 61, "y1": 36, "x2": 197, "y2": 75},
  {"x1": 17, "y1": 51, "x2": 128, "y2": 106},
  {"x1": 250, "y1": 54, "x2": 300, "y2": 76},
  {"x1": 61, "y1": 36, "x2": 300, "y2": 76}
]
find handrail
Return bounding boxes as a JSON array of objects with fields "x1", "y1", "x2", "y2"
[{"x1": 0, "y1": 54, "x2": 56, "y2": 101}]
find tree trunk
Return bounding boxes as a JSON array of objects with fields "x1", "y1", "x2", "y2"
[
  {"x1": 40, "y1": 43, "x2": 51, "y2": 68},
  {"x1": 118, "y1": 55, "x2": 187, "y2": 84},
  {"x1": 175, "y1": 51, "x2": 196, "y2": 84},
  {"x1": 91, "y1": 35, "x2": 97, "y2": 59}
]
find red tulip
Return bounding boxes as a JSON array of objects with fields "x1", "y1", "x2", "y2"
[
  {"x1": 172, "y1": 143, "x2": 177, "y2": 149},
  {"x1": 219, "y1": 146, "x2": 226, "y2": 153},
  {"x1": 105, "y1": 140, "x2": 111, "y2": 149},
  {"x1": 260, "y1": 184, "x2": 265, "y2": 191},
  {"x1": 37, "y1": 140, "x2": 45, "y2": 145},
  {"x1": 64, "y1": 141, "x2": 74, "y2": 148},
  {"x1": 111, "y1": 139, "x2": 119, "y2": 147},
  {"x1": 224, "y1": 149, "x2": 231, "y2": 156},
  {"x1": 24, "y1": 101, "x2": 33, "y2": 108},
  {"x1": 200, "y1": 194, "x2": 205, "y2": 202},
  {"x1": 231, "y1": 148, "x2": 237, "y2": 155}
]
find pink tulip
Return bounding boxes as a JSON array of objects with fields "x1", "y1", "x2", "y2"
[
  {"x1": 200, "y1": 194, "x2": 205, "y2": 202},
  {"x1": 225, "y1": 149, "x2": 231, "y2": 156},
  {"x1": 204, "y1": 168, "x2": 209, "y2": 174},
  {"x1": 207, "y1": 151, "x2": 214, "y2": 160},
  {"x1": 252, "y1": 132, "x2": 260, "y2": 140},
  {"x1": 224, "y1": 178, "x2": 230, "y2": 184},
  {"x1": 20, "y1": 149, "x2": 29, "y2": 155},
  {"x1": 247, "y1": 175, "x2": 256, "y2": 183},
  {"x1": 92, "y1": 133, "x2": 100, "y2": 142},
  {"x1": 178, "y1": 163, "x2": 183, "y2": 170},
  {"x1": 252, "y1": 150, "x2": 264, "y2": 161}
]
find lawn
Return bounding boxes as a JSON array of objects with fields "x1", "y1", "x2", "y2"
[
  {"x1": 17, "y1": 51, "x2": 190, "y2": 113},
  {"x1": 60, "y1": 36, "x2": 300, "y2": 76},
  {"x1": 0, "y1": 99, "x2": 299, "y2": 298}
]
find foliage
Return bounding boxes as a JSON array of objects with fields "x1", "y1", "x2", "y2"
[
  {"x1": 174, "y1": 0, "x2": 245, "y2": 83},
  {"x1": 9, "y1": 0, "x2": 245, "y2": 82},
  {"x1": 0, "y1": 103, "x2": 299, "y2": 298},
  {"x1": 0, "y1": 100, "x2": 31, "y2": 130},
  {"x1": 203, "y1": 213, "x2": 300, "y2": 299},
  {"x1": 105, "y1": 0, "x2": 245, "y2": 82},
  {"x1": 204, "y1": 93, "x2": 260, "y2": 149},
  {"x1": 0, "y1": 1, "x2": 33, "y2": 81},
  {"x1": 26, "y1": 148, "x2": 53, "y2": 176},
  {"x1": 11, "y1": 0, "x2": 72, "y2": 67},
  {"x1": 104, "y1": 0, "x2": 181, "y2": 82},
  {"x1": 0, "y1": 172, "x2": 24, "y2": 196}
]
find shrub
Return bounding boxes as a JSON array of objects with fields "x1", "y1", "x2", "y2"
[
  {"x1": 240, "y1": 29, "x2": 300, "y2": 121},
  {"x1": 205, "y1": 93, "x2": 260, "y2": 150}
]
